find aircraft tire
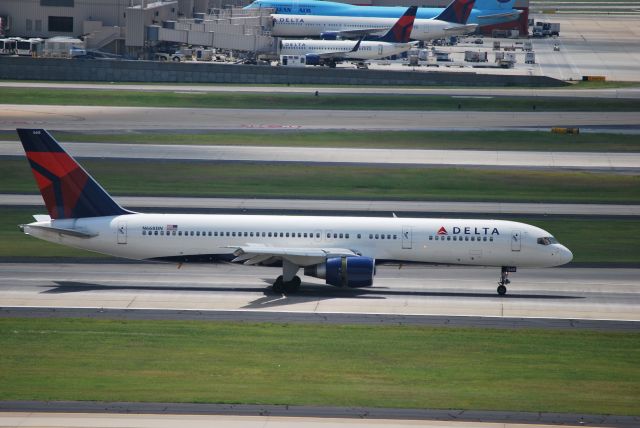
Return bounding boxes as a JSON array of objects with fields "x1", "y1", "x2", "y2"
[
  {"x1": 284, "y1": 276, "x2": 301, "y2": 294},
  {"x1": 497, "y1": 284, "x2": 507, "y2": 296},
  {"x1": 273, "y1": 276, "x2": 284, "y2": 293}
]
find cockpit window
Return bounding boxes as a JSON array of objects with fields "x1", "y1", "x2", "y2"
[{"x1": 537, "y1": 236, "x2": 558, "y2": 245}]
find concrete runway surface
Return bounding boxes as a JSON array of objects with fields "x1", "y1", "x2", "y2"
[
  {"x1": 2, "y1": 81, "x2": 639, "y2": 99},
  {"x1": 1, "y1": 140, "x2": 637, "y2": 170},
  {"x1": 532, "y1": 15, "x2": 640, "y2": 82},
  {"x1": 2, "y1": 105, "x2": 639, "y2": 132},
  {"x1": 4, "y1": 194, "x2": 638, "y2": 216},
  {"x1": 1, "y1": 263, "x2": 638, "y2": 322},
  {"x1": 0, "y1": 411, "x2": 628, "y2": 428}
]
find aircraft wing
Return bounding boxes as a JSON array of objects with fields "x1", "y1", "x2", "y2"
[
  {"x1": 477, "y1": 11, "x2": 522, "y2": 23},
  {"x1": 315, "y1": 38, "x2": 363, "y2": 59},
  {"x1": 444, "y1": 24, "x2": 478, "y2": 34},
  {"x1": 335, "y1": 28, "x2": 388, "y2": 38},
  {"x1": 228, "y1": 244, "x2": 359, "y2": 265}
]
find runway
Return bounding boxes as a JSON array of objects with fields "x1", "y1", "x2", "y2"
[
  {"x1": 2, "y1": 104, "x2": 639, "y2": 132},
  {"x1": 1, "y1": 140, "x2": 638, "y2": 170},
  {"x1": 1, "y1": 407, "x2": 636, "y2": 428},
  {"x1": 1, "y1": 263, "x2": 638, "y2": 322},
  {"x1": 3, "y1": 194, "x2": 639, "y2": 216},
  {"x1": 2, "y1": 80, "x2": 640, "y2": 99}
]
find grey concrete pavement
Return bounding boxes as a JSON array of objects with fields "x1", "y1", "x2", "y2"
[
  {"x1": 3, "y1": 194, "x2": 639, "y2": 216},
  {"x1": 2, "y1": 105, "x2": 639, "y2": 132},
  {"x1": 1, "y1": 80, "x2": 639, "y2": 98},
  {"x1": 2, "y1": 140, "x2": 638, "y2": 170},
  {"x1": 532, "y1": 15, "x2": 640, "y2": 82},
  {"x1": 1, "y1": 263, "x2": 638, "y2": 321},
  {"x1": 1, "y1": 409, "x2": 633, "y2": 428}
]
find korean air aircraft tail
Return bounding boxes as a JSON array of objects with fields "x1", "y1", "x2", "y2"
[
  {"x1": 376, "y1": 6, "x2": 417, "y2": 43},
  {"x1": 474, "y1": 0, "x2": 515, "y2": 10},
  {"x1": 435, "y1": 0, "x2": 476, "y2": 24},
  {"x1": 17, "y1": 129, "x2": 132, "y2": 220}
]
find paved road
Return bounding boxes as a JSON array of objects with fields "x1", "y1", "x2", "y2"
[
  {"x1": 2, "y1": 105, "x2": 639, "y2": 132},
  {"x1": 2, "y1": 80, "x2": 639, "y2": 98},
  {"x1": 3, "y1": 194, "x2": 639, "y2": 216},
  {"x1": 1, "y1": 263, "x2": 638, "y2": 322},
  {"x1": 2, "y1": 140, "x2": 638, "y2": 170}
]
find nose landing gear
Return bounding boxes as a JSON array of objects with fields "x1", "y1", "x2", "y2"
[{"x1": 498, "y1": 266, "x2": 516, "y2": 295}]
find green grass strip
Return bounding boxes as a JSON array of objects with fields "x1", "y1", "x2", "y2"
[
  {"x1": 2, "y1": 208, "x2": 639, "y2": 263},
  {"x1": 1, "y1": 318, "x2": 638, "y2": 415},
  {"x1": 3, "y1": 130, "x2": 638, "y2": 152},
  {"x1": 3, "y1": 159, "x2": 639, "y2": 204},
  {"x1": 2, "y1": 87, "x2": 640, "y2": 111}
]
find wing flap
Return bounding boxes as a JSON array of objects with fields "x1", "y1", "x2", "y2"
[{"x1": 227, "y1": 245, "x2": 358, "y2": 266}]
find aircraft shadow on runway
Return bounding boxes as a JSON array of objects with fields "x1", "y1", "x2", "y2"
[{"x1": 42, "y1": 280, "x2": 582, "y2": 311}]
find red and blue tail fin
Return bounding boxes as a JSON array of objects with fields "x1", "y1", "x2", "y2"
[
  {"x1": 435, "y1": 0, "x2": 476, "y2": 24},
  {"x1": 378, "y1": 6, "x2": 417, "y2": 43},
  {"x1": 17, "y1": 129, "x2": 132, "y2": 219}
]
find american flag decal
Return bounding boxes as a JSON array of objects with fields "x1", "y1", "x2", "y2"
[{"x1": 166, "y1": 224, "x2": 178, "y2": 231}]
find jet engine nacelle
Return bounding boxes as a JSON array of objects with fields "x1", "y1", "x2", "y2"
[
  {"x1": 304, "y1": 256, "x2": 375, "y2": 288},
  {"x1": 305, "y1": 53, "x2": 321, "y2": 65},
  {"x1": 320, "y1": 31, "x2": 340, "y2": 40}
]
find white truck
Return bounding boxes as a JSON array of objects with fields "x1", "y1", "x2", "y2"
[{"x1": 464, "y1": 51, "x2": 488, "y2": 62}]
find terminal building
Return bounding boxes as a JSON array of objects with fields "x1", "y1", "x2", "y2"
[{"x1": 0, "y1": 0, "x2": 529, "y2": 57}]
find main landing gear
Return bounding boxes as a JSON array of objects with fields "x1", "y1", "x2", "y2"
[
  {"x1": 498, "y1": 266, "x2": 516, "y2": 296},
  {"x1": 273, "y1": 275, "x2": 301, "y2": 294},
  {"x1": 272, "y1": 259, "x2": 301, "y2": 294}
]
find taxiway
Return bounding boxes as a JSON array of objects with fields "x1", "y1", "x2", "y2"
[
  {"x1": 1, "y1": 140, "x2": 637, "y2": 170},
  {"x1": 1, "y1": 105, "x2": 638, "y2": 132},
  {"x1": 3, "y1": 194, "x2": 638, "y2": 216}
]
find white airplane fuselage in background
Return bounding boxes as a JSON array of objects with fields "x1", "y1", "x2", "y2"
[
  {"x1": 280, "y1": 39, "x2": 414, "y2": 61},
  {"x1": 272, "y1": 15, "x2": 475, "y2": 40}
]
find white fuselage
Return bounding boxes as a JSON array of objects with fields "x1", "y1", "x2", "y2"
[
  {"x1": 280, "y1": 39, "x2": 413, "y2": 60},
  {"x1": 272, "y1": 15, "x2": 469, "y2": 41},
  {"x1": 23, "y1": 214, "x2": 573, "y2": 269}
]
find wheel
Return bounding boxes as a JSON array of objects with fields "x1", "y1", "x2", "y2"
[
  {"x1": 497, "y1": 284, "x2": 507, "y2": 296},
  {"x1": 172, "y1": 56, "x2": 181, "y2": 62},
  {"x1": 283, "y1": 276, "x2": 301, "y2": 294},
  {"x1": 272, "y1": 275, "x2": 284, "y2": 293}
]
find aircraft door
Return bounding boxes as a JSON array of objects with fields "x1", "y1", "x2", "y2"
[
  {"x1": 378, "y1": 44, "x2": 383, "y2": 56},
  {"x1": 511, "y1": 230, "x2": 521, "y2": 251},
  {"x1": 117, "y1": 222, "x2": 127, "y2": 244},
  {"x1": 402, "y1": 226, "x2": 412, "y2": 249}
]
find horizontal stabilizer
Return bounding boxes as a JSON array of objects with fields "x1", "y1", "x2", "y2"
[
  {"x1": 21, "y1": 224, "x2": 98, "y2": 239},
  {"x1": 33, "y1": 214, "x2": 51, "y2": 222}
]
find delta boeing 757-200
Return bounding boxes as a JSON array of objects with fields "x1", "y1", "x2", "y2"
[{"x1": 17, "y1": 129, "x2": 572, "y2": 295}]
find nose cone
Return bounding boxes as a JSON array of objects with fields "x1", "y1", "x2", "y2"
[{"x1": 557, "y1": 245, "x2": 573, "y2": 265}]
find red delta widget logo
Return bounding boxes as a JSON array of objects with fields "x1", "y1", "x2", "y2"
[{"x1": 437, "y1": 226, "x2": 500, "y2": 236}]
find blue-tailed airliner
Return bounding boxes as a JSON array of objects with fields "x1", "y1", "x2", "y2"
[
  {"x1": 17, "y1": 129, "x2": 573, "y2": 295},
  {"x1": 245, "y1": 0, "x2": 521, "y2": 28}
]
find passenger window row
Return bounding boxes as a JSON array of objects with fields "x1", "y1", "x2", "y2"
[{"x1": 140, "y1": 230, "x2": 399, "y2": 240}]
